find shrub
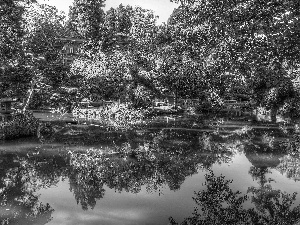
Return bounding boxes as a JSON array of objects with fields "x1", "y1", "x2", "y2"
[{"x1": 0, "y1": 111, "x2": 39, "y2": 140}]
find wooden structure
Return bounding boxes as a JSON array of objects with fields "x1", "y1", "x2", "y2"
[
  {"x1": 113, "y1": 32, "x2": 130, "y2": 48},
  {"x1": 222, "y1": 100, "x2": 254, "y2": 116},
  {"x1": 78, "y1": 99, "x2": 93, "y2": 109},
  {"x1": 0, "y1": 98, "x2": 16, "y2": 122}
]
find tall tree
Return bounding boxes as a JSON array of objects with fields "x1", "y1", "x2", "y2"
[
  {"x1": 1, "y1": 1, "x2": 68, "y2": 109},
  {"x1": 23, "y1": 3, "x2": 66, "y2": 61},
  {"x1": 0, "y1": 0, "x2": 25, "y2": 67},
  {"x1": 70, "y1": 5, "x2": 161, "y2": 107},
  {"x1": 21, "y1": 3, "x2": 70, "y2": 109},
  {"x1": 102, "y1": 4, "x2": 132, "y2": 50},
  {"x1": 168, "y1": 0, "x2": 300, "y2": 121},
  {"x1": 0, "y1": 0, "x2": 36, "y2": 98},
  {"x1": 67, "y1": 0, "x2": 106, "y2": 42},
  {"x1": 155, "y1": 23, "x2": 210, "y2": 107}
]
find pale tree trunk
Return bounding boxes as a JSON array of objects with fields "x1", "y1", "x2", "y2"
[
  {"x1": 22, "y1": 82, "x2": 35, "y2": 112},
  {"x1": 21, "y1": 56, "x2": 44, "y2": 112}
]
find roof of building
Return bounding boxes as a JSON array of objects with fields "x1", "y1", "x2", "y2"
[{"x1": 0, "y1": 98, "x2": 17, "y2": 102}]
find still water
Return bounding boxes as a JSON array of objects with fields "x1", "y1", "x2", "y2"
[{"x1": 1, "y1": 116, "x2": 300, "y2": 224}]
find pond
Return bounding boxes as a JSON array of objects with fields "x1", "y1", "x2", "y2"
[{"x1": 1, "y1": 115, "x2": 300, "y2": 225}]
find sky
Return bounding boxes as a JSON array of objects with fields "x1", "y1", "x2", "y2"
[{"x1": 38, "y1": 0, "x2": 179, "y2": 24}]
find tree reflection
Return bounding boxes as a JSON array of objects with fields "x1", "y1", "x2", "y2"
[
  {"x1": 4, "y1": 125, "x2": 296, "y2": 224},
  {"x1": 247, "y1": 166, "x2": 300, "y2": 224},
  {"x1": 0, "y1": 153, "x2": 56, "y2": 225},
  {"x1": 170, "y1": 169, "x2": 300, "y2": 225},
  {"x1": 3, "y1": 128, "x2": 239, "y2": 216},
  {"x1": 68, "y1": 170, "x2": 106, "y2": 210},
  {"x1": 171, "y1": 121, "x2": 300, "y2": 225},
  {"x1": 277, "y1": 154, "x2": 300, "y2": 180},
  {"x1": 169, "y1": 127, "x2": 300, "y2": 225},
  {"x1": 67, "y1": 129, "x2": 243, "y2": 210},
  {"x1": 169, "y1": 170, "x2": 251, "y2": 225},
  {"x1": 277, "y1": 133, "x2": 300, "y2": 180},
  {"x1": 68, "y1": 143, "x2": 201, "y2": 197}
]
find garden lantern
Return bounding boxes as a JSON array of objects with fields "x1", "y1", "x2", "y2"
[{"x1": 0, "y1": 98, "x2": 16, "y2": 122}]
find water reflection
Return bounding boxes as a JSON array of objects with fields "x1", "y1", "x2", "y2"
[
  {"x1": 69, "y1": 170, "x2": 106, "y2": 210},
  {"x1": 1, "y1": 123, "x2": 300, "y2": 224},
  {"x1": 170, "y1": 169, "x2": 300, "y2": 225},
  {"x1": 0, "y1": 153, "x2": 55, "y2": 225},
  {"x1": 169, "y1": 125, "x2": 300, "y2": 224},
  {"x1": 246, "y1": 166, "x2": 297, "y2": 224},
  {"x1": 276, "y1": 133, "x2": 300, "y2": 181}
]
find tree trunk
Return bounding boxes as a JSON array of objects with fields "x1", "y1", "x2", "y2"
[
  {"x1": 22, "y1": 83, "x2": 34, "y2": 112},
  {"x1": 270, "y1": 107, "x2": 277, "y2": 123},
  {"x1": 174, "y1": 89, "x2": 178, "y2": 109}
]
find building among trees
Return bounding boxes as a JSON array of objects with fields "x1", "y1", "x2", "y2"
[{"x1": 56, "y1": 38, "x2": 86, "y2": 65}]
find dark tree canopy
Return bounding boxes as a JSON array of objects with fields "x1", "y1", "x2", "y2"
[{"x1": 164, "y1": 0, "x2": 300, "y2": 119}]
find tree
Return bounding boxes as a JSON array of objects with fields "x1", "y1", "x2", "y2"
[
  {"x1": 0, "y1": 1, "x2": 67, "y2": 110},
  {"x1": 23, "y1": 3, "x2": 66, "y2": 61},
  {"x1": 167, "y1": 0, "x2": 300, "y2": 121},
  {"x1": 70, "y1": 50, "x2": 131, "y2": 101},
  {"x1": 67, "y1": 0, "x2": 105, "y2": 42},
  {"x1": 0, "y1": 0, "x2": 26, "y2": 67},
  {"x1": 0, "y1": 0, "x2": 37, "y2": 99},
  {"x1": 102, "y1": 4, "x2": 132, "y2": 50},
  {"x1": 70, "y1": 5, "x2": 162, "y2": 107},
  {"x1": 155, "y1": 28, "x2": 208, "y2": 107},
  {"x1": 22, "y1": 3, "x2": 70, "y2": 110},
  {"x1": 154, "y1": 7, "x2": 227, "y2": 108}
]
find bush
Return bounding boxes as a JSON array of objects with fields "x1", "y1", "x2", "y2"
[{"x1": 0, "y1": 111, "x2": 39, "y2": 140}]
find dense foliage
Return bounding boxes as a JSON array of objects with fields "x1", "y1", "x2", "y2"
[
  {"x1": 1, "y1": 0, "x2": 300, "y2": 119},
  {"x1": 3, "y1": 1, "x2": 300, "y2": 223},
  {"x1": 0, "y1": 111, "x2": 39, "y2": 140}
]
